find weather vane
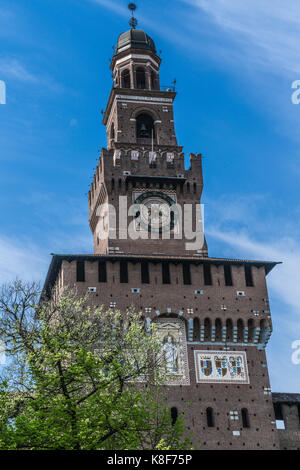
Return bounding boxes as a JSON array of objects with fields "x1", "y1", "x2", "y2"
[{"x1": 128, "y1": 3, "x2": 138, "y2": 29}]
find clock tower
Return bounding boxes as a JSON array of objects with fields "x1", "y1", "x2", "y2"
[
  {"x1": 88, "y1": 26, "x2": 208, "y2": 257},
  {"x1": 44, "y1": 5, "x2": 282, "y2": 450}
]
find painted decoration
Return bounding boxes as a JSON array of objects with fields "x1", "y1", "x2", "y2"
[{"x1": 194, "y1": 350, "x2": 249, "y2": 384}]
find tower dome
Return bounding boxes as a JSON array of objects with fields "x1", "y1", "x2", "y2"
[{"x1": 114, "y1": 29, "x2": 156, "y2": 56}]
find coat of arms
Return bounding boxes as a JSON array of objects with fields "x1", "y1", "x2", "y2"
[
  {"x1": 229, "y1": 356, "x2": 243, "y2": 377},
  {"x1": 214, "y1": 356, "x2": 228, "y2": 377},
  {"x1": 200, "y1": 358, "x2": 213, "y2": 376}
]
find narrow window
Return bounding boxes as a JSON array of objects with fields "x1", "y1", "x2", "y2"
[
  {"x1": 98, "y1": 261, "x2": 107, "y2": 283},
  {"x1": 245, "y1": 265, "x2": 254, "y2": 286},
  {"x1": 206, "y1": 408, "x2": 214, "y2": 427},
  {"x1": 162, "y1": 262, "x2": 171, "y2": 284},
  {"x1": 241, "y1": 408, "x2": 250, "y2": 428},
  {"x1": 274, "y1": 403, "x2": 285, "y2": 430},
  {"x1": 110, "y1": 122, "x2": 115, "y2": 141},
  {"x1": 141, "y1": 262, "x2": 150, "y2": 284},
  {"x1": 170, "y1": 407, "x2": 178, "y2": 426},
  {"x1": 182, "y1": 263, "x2": 191, "y2": 285},
  {"x1": 237, "y1": 319, "x2": 244, "y2": 342},
  {"x1": 215, "y1": 319, "x2": 222, "y2": 341},
  {"x1": 204, "y1": 318, "x2": 211, "y2": 341},
  {"x1": 274, "y1": 403, "x2": 283, "y2": 420},
  {"x1": 224, "y1": 264, "x2": 233, "y2": 286},
  {"x1": 120, "y1": 261, "x2": 128, "y2": 283},
  {"x1": 76, "y1": 261, "x2": 85, "y2": 282},
  {"x1": 203, "y1": 263, "x2": 212, "y2": 285}
]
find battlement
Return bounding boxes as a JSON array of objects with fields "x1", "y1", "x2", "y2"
[{"x1": 88, "y1": 147, "x2": 204, "y2": 217}]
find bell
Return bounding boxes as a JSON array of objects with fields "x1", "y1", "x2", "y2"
[{"x1": 139, "y1": 123, "x2": 150, "y2": 138}]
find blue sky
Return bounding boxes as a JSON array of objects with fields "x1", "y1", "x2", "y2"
[{"x1": 0, "y1": 0, "x2": 300, "y2": 392}]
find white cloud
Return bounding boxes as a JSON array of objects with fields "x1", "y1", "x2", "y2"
[
  {"x1": 181, "y1": 0, "x2": 300, "y2": 77},
  {"x1": 0, "y1": 236, "x2": 48, "y2": 283},
  {"x1": 205, "y1": 192, "x2": 300, "y2": 316},
  {"x1": 0, "y1": 58, "x2": 38, "y2": 84},
  {"x1": 204, "y1": 191, "x2": 300, "y2": 391},
  {"x1": 0, "y1": 57, "x2": 64, "y2": 93},
  {"x1": 208, "y1": 228, "x2": 300, "y2": 318}
]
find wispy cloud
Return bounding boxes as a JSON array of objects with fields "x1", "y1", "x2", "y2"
[
  {"x1": 181, "y1": 0, "x2": 300, "y2": 77},
  {"x1": 205, "y1": 192, "x2": 300, "y2": 315},
  {"x1": 0, "y1": 57, "x2": 64, "y2": 93},
  {"x1": 0, "y1": 58, "x2": 38, "y2": 84},
  {"x1": 0, "y1": 236, "x2": 48, "y2": 283},
  {"x1": 206, "y1": 194, "x2": 300, "y2": 391},
  {"x1": 0, "y1": 228, "x2": 92, "y2": 285},
  {"x1": 88, "y1": 0, "x2": 128, "y2": 16},
  {"x1": 208, "y1": 228, "x2": 300, "y2": 318},
  {"x1": 87, "y1": 0, "x2": 300, "y2": 77}
]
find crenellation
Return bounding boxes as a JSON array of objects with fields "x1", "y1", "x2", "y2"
[{"x1": 41, "y1": 21, "x2": 290, "y2": 450}]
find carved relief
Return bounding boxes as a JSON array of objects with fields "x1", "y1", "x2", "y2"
[{"x1": 155, "y1": 318, "x2": 190, "y2": 386}]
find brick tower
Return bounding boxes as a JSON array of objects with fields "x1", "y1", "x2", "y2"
[{"x1": 43, "y1": 15, "x2": 282, "y2": 450}]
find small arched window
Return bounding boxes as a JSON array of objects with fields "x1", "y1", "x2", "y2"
[
  {"x1": 248, "y1": 319, "x2": 254, "y2": 342},
  {"x1": 193, "y1": 317, "x2": 200, "y2": 341},
  {"x1": 259, "y1": 319, "x2": 266, "y2": 342},
  {"x1": 237, "y1": 319, "x2": 244, "y2": 342},
  {"x1": 204, "y1": 318, "x2": 211, "y2": 342},
  {"x1": 241, "y1": 408, "x2": 250, "y2": 428},
  {"x1": 121, "y1": 69, "x2": 131, "y2": 89},
  {"x1": 170, "y1": 407, "x2": 178, "y2": 426},
  {"x1": 206, "y1": 407, "x2": 214, "y2": 427},
  {"x1": 226, "y1": 318, "x2": 233, "y2": 342},
  {"x1": 136, "y1": 67, "x2": 146, "y2": 89},
  {"x1": 136, "y1": 113, "x2": 155, "y2": 139},
  {"x1": 215, "y1": 318, "x2": 222, "y2": 342}
]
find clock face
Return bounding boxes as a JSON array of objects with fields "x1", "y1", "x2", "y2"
[{"x1": 134, "y1": 191, "x2": 177, "y2": 232}]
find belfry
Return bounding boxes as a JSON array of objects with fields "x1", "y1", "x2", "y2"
[{"x1": 43, "y1": 5, "x2": 299, "y2": 450}]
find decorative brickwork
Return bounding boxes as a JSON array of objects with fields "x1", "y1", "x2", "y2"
[{"x1": 41, "y1": 23, "x2": 292, "y2": 450}]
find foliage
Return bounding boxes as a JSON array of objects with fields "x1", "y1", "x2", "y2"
[{"x1": 0, "y1": 280, "x2": 192, "y2": 450}]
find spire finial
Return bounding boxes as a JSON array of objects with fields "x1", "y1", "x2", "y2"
[{"x1": 128, "y1": 3, "x2": 138, "y2": 29}]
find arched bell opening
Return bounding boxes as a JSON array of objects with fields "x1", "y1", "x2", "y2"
[
  {"x1": 121, "y1": 69, "x2": 131, "y2": 89},
  {"x1": 136, "y1": 113, "x2": 156, "y2": 140},
  {"x1": 136, "y1": 67, "x2": 147, "y2": 89}
]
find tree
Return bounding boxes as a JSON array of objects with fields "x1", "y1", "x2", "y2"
[{"x1": 0, "y1": 280, "x2": 192, "y2": 450}]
